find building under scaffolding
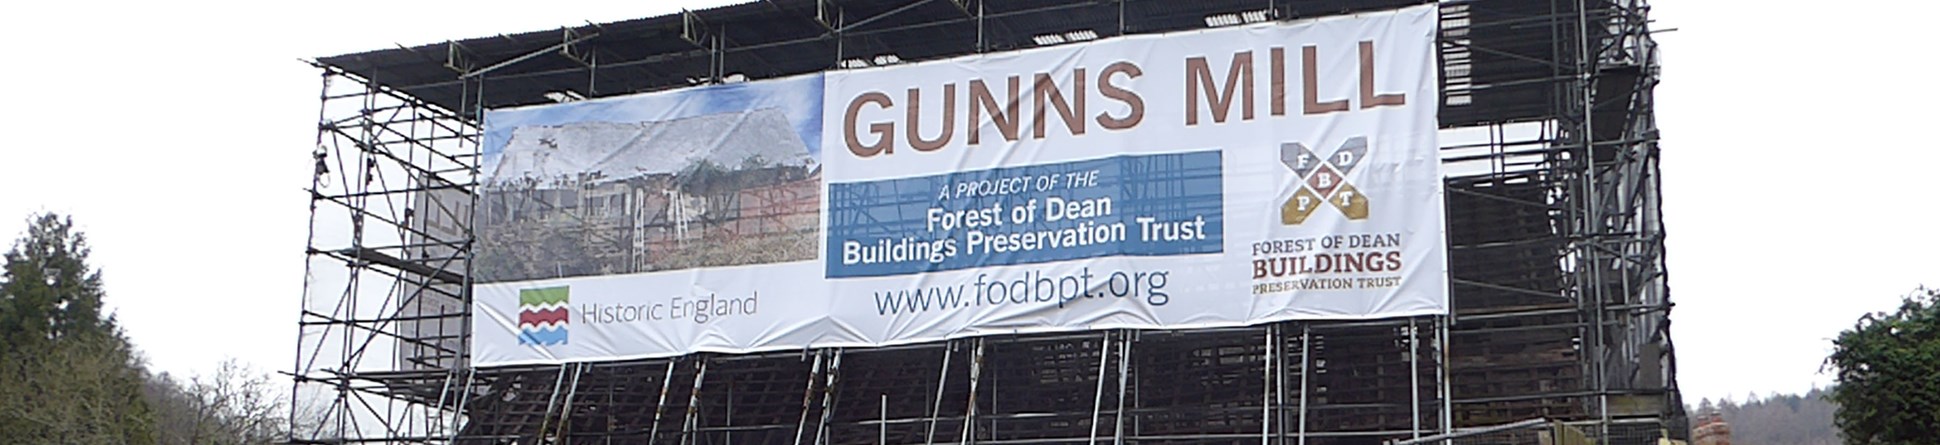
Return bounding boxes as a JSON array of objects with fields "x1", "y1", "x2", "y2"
[
  {"x1": 474, "y1": 109, "x2": 821, "y2": 282},
  {"x1": 294, "y1": 0, "x2": 1680, "y2": 443}
]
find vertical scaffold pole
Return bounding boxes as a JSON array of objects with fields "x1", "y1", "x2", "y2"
[
  {"x1": 538, "y1": 365, "x2": 571, "y2": 441},
  {"x1": 1573, "y1": 0, "x2": 1613, "y2": 440},
  {"x1": 1440, "y1": 315, "x2": 1455, "y2": 445},
  {"x1": 430, "y1": 369, "x2": 455, "y2": 434},
  {"x1": 680, "y1": 358, "x2": 709, "y2": 445},
  {"x1": 797, "y1": 350, "x2": 827, "y2": 445},
  {"x1": 1114, "y1": 330, "x2": 1130, "y2": 445},
  {"x1": 975, "y1": 0, "x2": 985, "y2": 53},
  {"x1": 290, "y1": 67, "x2": 329, "y2": 443},
  {"x1": 814, "y1": 350, "x2": 845, "y2": 445},
  {"x1": 711, "y1": 25, "x2": 725, "y2": 82},
  {"x1": 926, "y1": 342, "x2": 954, "y2": 445},
  {"x1": 1089, "y1": 331, "x2": 1112, "y2": 444},
  {"x1": 959, "y1": 338, "x2": 986, "y2": 445},
  {"x1": 1410, "y1": 318, "x2": 1422, "y2": 441},
  {"x1": 553, "y1": 363, "x2": 587, "y2": 441},
  {"x1": 649, "y1": 359, "x2": 678, "y2": 445},
  {"x1": 1277, "y1": 322, "x2": 1290, "y2": 445},
  {"x1": 834, "y1": 5, "x2": 841, "y2": 67},
  {"x1": 1262, "y1": 324, "x2": 1275, "y2": 445},
  {"x1": 1297, "y1": 324, "x2": 1310, "y2": 445},
  {"x1": 1116, "y1": 0, "x2": 1125, "y2": 35},
  {"x1": 446, "y1": 368, "x2": 475, "y2": 443}
]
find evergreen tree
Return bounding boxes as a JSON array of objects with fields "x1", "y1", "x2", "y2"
[
  {"x1": 0, "y1": 213, "x2": 156, "y2": 444},
  {"x1": 1825, "y1": 287, "x2": 1940, "y2": 445},
  {"x1": 1, "y1": 214, "x2": 112, "y2": 350}
]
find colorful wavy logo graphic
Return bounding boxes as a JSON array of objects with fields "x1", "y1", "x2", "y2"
[{"x1": 517, "y1": 286, "x2": 569, "y2": 345}]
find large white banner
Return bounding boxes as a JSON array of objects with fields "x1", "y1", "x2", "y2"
[{"x1": 472, "y1": 4, "x2": 1443, "y2": 367}]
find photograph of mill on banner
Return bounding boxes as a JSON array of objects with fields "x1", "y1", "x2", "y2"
[{"x1": 474, "y1": 76, "x2": 825, "y2": 284}]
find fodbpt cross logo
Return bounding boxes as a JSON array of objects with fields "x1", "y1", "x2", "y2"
[
  {"x1": 517, "y1": 286, "x2": 569, "y2": 346},
  {"x1": 1280, "y1": 137, "x2": 1370, "y2": 225}
]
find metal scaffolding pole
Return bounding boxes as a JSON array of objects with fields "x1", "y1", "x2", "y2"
[
  {"x1": 1410, "y1": 318, "x2": 1422, "y2": 441},
  {"x1": 1297, "y1": 325, "x2": 1311, "y2": 445},
  {"x1": 960, "y1": 338, "x2": 986, "y2": 445},
  {"x1": 1277, "y1": 324, "x2": 1289, "y2": 445},
  {"x1": 1572, "y1": 0, "x2": 1614, "y2": 440},
  {"x1": 1440, "y1": 316, "x2": 1454, "y2": 445},
  {"x1": 814, "y1": 350, "x2": 845, "y2": 445},
  {"x1": 1089, "y1": 331, "x2": 1111, "y2": 445},
  {"x1": 548, "y1": 363, "x2": 588, "y2": 441},
  {"x1": 927, "y1": 342, "x2": 955, "y2": 445},
  {"x1": 1263, "y1": 324, "x2": 1276, "y2": 445},
  {"x1": 797, "y1": 350, "x2": 827, "y2": 445},
  {"x1": 680, "y1": 358, "x2": 710, "y2": 445},
  {"x1": 537, "y1": 362, "x2": 570, "y2": 442},
  {"x1": 1114, "y1": 330, "x2": 1130, "y2": 445},
  {"x1": 447, "y1": 368, "x2": 475, "y2": 443},
  {"x1": 651, "y1": 360, "x2": 678, "y2": 445}
]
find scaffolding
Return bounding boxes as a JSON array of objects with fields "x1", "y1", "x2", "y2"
[{"x1": 293, "y1": 0, "x2": 1680, "y2": 443}]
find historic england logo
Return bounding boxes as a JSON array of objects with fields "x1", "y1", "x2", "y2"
[
  {"x1": 1280, "y1": 137, "x2": 1370, "y2": 225},
  {"x1": 518, "y1": 286, "x2": 569, "y2": 346}
]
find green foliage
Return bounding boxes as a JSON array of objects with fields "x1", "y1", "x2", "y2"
[
  {"x1": 0, "y1": 213, "x2": 157, "y2": 445},
  {"x1": 0, "y1": 331, "x2": 157, "y2": 444},
  {"x1": 0, "y1": 214, "x2": 114, "y2": 355},
  {"x1": 1825, "y1": 287, "x2": 1940, "y2": 445}
]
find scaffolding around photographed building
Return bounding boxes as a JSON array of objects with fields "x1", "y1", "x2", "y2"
[{"x1": 292, "y1": 0, "x2": 1681, "y2": 443}]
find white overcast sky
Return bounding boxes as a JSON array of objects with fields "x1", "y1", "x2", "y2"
[{"x1": 0, "y1": 0, "x2": 1933, "y2": 405}]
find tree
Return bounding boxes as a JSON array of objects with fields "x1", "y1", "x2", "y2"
[
  {"x1": 1691, "y1": 388, "x2": 1840, "y2": 445},
  {"x1": 1825, "y1": 287, "x2": 1940, "y2": 445},
  {"x1": 0, "y1": 213, "x2": 115, "y2": 354},
  {"x1": 146, "y1": 359, "x2": 288, "y2": 445},
  {"x1": 0, "y1": 213, "x2": 156, "y2": 444}
]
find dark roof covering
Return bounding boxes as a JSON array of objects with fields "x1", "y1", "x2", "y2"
[{"x1": 316, "y1": 0, "x2": 1584, "y2": 127}]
